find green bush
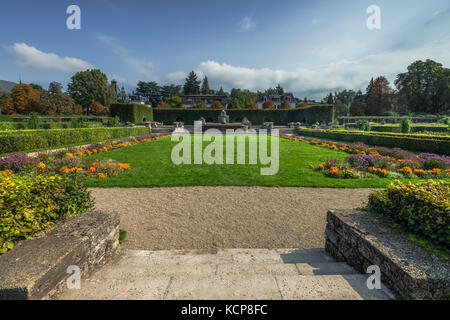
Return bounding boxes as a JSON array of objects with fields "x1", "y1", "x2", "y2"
[
  {"x1": 27, "y1": 113, "x2": 42, "y2": 129},
  {"x1": 0, "y1": 173, "x2": 93, "y2": 254},
  {"x1": 367, "y1": 180, "x2": 449, "y2": 248},
  {"x1": 110, "y1": 103, "x2": 154, "y2": 123},
  {"x1": 400, "y1": 117, "x2": 412, "y2": 133},
  {"x1": 298, "y1": 129, "x2": 450, "y2": 155},
  {"x1": 356, "y1": 120, "x2": 371, "y2": 131},
  {"x1": 0, "y1": 122, "x2": 28, "y2": 130},
  {"x1": 152, "y1": 105, "x2": 334, "y2": 125},
  {"x1": 0, "y1": 127, "x2": 150, "y2": 154}
]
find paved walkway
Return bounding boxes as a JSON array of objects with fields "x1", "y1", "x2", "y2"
[{"x1": 56, "y1": 248, "x2": 394, "y2": 300}]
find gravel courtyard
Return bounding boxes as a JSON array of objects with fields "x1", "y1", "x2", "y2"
[{"x1": 91, "y1": 187, "x2": 376, "y2": 250}]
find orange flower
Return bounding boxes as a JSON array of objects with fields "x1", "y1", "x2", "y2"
[
  {"x1": 318, "y1": 164, "x2": 324, "y2": 171},
  {"x1": 308, "y1": 164, "x2": 314, "y2": 169},
  {"x1": 75, "y1": 152, "x2": 83, "y2": 157},
  {"x1": 0, "y1": 169, "x2": 14, "y2": 175},
  {"x1": 89, "y1": 167, "x2": 96, "y2": 173},
  {"x1": 428, "y1": 168, "x2": 441, "y2": 176},
  {"x1": 65, "y1": 153, "x2": 74, "y2": 158},
  {"x1": 97, "y1": 173, "x2": 106, "y2": 179},
  {"x1": 414, "y1": 169, "x2": 425, "y2": 177},
  {"x1": 118, "y1": 163, "x2": 130, "y2": 170},
  {"x1": 37, "y1": 162, "x2": 46, "y2": 170},
  {"x1": 329, "y1": 167, "x2": 339, "y2": 175},
  {"x1": 59, "y1": 166, "x2": 70, "y2": 174},
  {"x1": 398, "y1": 166, "x2": 413, "y2": 175}
]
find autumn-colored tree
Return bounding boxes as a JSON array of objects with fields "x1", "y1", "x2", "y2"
[
  {"x1": 73, "y1": 104, "x2": 83, "y2": 115},
  {"x1": 246, "y1": 101, "x2": 258, "y2": 109},
  {"x1": 40, "y1": 83, "x2": 75, "y2": 115},
  {"x1": 211, "y1": 101, "x2": 224, "y2": 109},
  {"x1": 89, "y1": 101, "x2": 105, "y2": 115},
  {"x1": 296, "y1": 102, "x2": 308, "y2": 108},
  {"x1": 0, "y1": 96, "x2": 15, "y2": 114},
  {"x1": 156, "y1": 101, "x2": 170, "y2": 108},
  {"x1": 262, "y1": 100, "x2": 275, "y2": 109},
  {"x1": 11, "y1": 84, "x2": 40, "y2": 114},
  {"x1": 280, "y1": 100, "x2": 291, "y2": 109},
  {"x1": 349, "y1": 99, "x2": 365, "y2": 116},
  {"x1": 366, "y1": 76, "x2": 395, "y2": 115}
]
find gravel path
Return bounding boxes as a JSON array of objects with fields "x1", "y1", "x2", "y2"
[{"x1": 90, "y1": 187, "x2": 376, "y2": 250}]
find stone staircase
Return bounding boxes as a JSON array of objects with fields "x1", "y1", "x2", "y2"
[{"x1": 56, "y1": 248, "x2": 394, "y2": 300}]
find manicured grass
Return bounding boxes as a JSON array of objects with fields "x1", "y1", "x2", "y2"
[{"x1": 85, "y1": 135, "x2": 429, "y2": 188}]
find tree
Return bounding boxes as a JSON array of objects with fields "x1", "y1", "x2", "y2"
[
  {"x1": 211, "y1": 101, "x2": 223, "y2": 109},
  {"x1": 280, "y1": 100, "x2": 291, "y2": 109},
  {"x1": 89, "y1": 101, "x2": 105, "y2": 115},
  {"x1": 135, "y1": 81, "x2": 161, "y2": 106},
  {"x1": 246, "y1": 101, "x2": 257, "y2": 109},
  {"x1": 296, "y1": 102, "x2": 308, "y2": 108},
  {"x1": 67, "y1": 69, "x2": 108, "y2": 112},
  {"x1": 230, "y1": 88, "x2": 258, "y2": 108},
  {"x1": 227, "y1": 98, "x2": 240, "y2": 109},
  {"x1": 0, "y1": 95, "x2": 14, "y2": 114},
  {"x1": 166, "y1": 96, "x2": 182, "y2": 108},
  {"x1": 323, "y1": 92, "x2": 334, "y2": 104},
  {"x1": 156, "y1": 101, "x2": 170, "y2": 108},
  {"x1": 395, "y1": 59, "x2": 450, "y2": 114},
  {"x1": 194, "y1": 99, "x2": 206, "y2": 108},
  {"x1": 275, "y1": 84, "x2": 284, "y2": 95},
  {"x1": 334, "y1": 99, "x2": 347, "y2": 117},
  {"x1": 11, "y1": 83, "x2": 40, "y2": 114},
  {"x1": 161, "y1": 84, "x2": 182, "y2": 100},
  {"x1": 105, "y1": 82, "x2": 118, "y2": 110},
  {"x1": 40, "y1": 82, "x2": 75, "y2": 115},
  {"x1": 262, "y1": 100, "x2": 275, "y2": 109},
  {"x1": 29, "y1": 83, "x2": 45, "y2": 92},
  {"x1": 349, "y1": 99, "x2": 365, "y2": 116},
  {"x1": 217, "y1": 86, "x2": 226, "y2": 96},
  {"x1": 183, "y1": 71, "x2": 201, "y2": 95},
  {"x1": 400, "y1": 117, "x2": 411, "y2": 133},
  {"x1": 27, "y1": 113, "x2": 42, "y2": 129},
  {"x1": 48, "y1": 82, "x2": 63, "y2": 94},
  {"x1": 201, "y1": 76, "x2": 211, "y2": 94},
  {"x1": 73, "y1": 104, "x2": 83, "y2": 115},
  {"x1": 366, "y1": 76, "x2": 395, "y2": 115}
]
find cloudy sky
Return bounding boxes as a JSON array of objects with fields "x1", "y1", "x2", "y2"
[{"x1": 0, "y1": 0, "x2": 449, "y2": 100}]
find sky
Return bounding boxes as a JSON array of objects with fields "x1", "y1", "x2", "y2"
[{"x1": 0, "y1": 0, "x2": 449, "y2": 100}]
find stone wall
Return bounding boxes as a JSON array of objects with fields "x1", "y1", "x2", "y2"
[
  {"x1": 325, "y1": 209, "x2": 450, "y2": 299},
  {"x1": 0, "y1": 211, "x2": 120, "y2": 300}
]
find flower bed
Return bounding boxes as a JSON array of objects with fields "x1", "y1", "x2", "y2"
[{"x1": 282, "y1": 135, "x2": 450, "y2": 180}]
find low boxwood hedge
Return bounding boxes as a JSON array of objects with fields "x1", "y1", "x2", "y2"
[
  {"x1": 0, "y1": 127, "x2": 150, "y2": 154},
  {"x1": 0, "y1": 173, "x2": 93, "y2": 254},
  {"x1": 367, "y1": 180, "x2": 449, "y2": 248},
  {"x1": 298, "y1": 129, "x2": 450, "y2": 155},
  {"x1": 345, "y1": 123, "x2": 449, "y2": 133}
]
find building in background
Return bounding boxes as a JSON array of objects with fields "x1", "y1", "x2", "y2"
[
  {"x1": 256, "y1": 93, "x2": 298, "y2": 109},
  {"x1": 181, "y1": 94, "x2": 228, "y2": 108}
]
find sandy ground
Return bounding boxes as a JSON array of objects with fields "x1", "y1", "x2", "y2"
[{"x1": 90, "y1": 187, "x2": 375, "y2": 250}]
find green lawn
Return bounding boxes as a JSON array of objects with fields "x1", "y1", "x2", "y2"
[{"x1": 84, "y1": 135, "x2": 431, "y2": 188}]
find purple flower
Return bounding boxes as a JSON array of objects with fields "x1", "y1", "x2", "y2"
[{"x1": 0, "y1": 153, "x2": 40, "y2": 172}]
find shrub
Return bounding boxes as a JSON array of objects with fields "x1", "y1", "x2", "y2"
[
  {"x1": 27, "y1": 112, "x2": 42, "y2": 129},
  {"x1": 89, "y1": 101, "x2": 105, "y2": 116},
  {"x1": 0, "y1": 122, "x2": 28, "y2": 130},
  {"x1": 400, "y1": 117, "x2": 411, "y2": 133},
  {"x1": 356, "y1": 120, "x2": 371, "y2": 131},
  {"x1": 280, "y1": 100, "x2": 291, "y2": 109},
  {"x1": 110, "y1": 115, "x2": 120, "y2": 126},
  {"x1": 0, "y1": 127, "x2": 150, "y2": 154},
  {"x1": 262, "y1": 100, "x2": 275, "y2": 109},
  {"x1": 0, "y1": 173, "x2": 93, "y2": 254},
  {"x1": 367, "y1": 180, "x2": 450, "y2": 248},
  {"x1": 211, "y1": 101, "x2": 224, "y2": 109},
  {"x1": 110, "y1": 103, "x2": 154, "y2": 123}
]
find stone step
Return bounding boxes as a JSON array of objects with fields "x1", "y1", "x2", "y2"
[
  {"x1": 295, "y1": 262, "x2": 358, "y2": 275},
  {"x1": 119, "y1": 248, "x2": 335, "y2": 266},
  {"x1": 57, "y1": 274, "x2": 393, "y2": 300}
]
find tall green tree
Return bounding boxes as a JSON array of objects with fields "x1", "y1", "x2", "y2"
[
  {"x1": 41, "y1": 83, "x2": 75, "y2": 115},
  {"x1": 67, "y1": 69, "x2": 108, "y2": 113},
  {"x1": 201, "y1": 76, "x2": 211, "y2": 94},
  {"x1": 161, "y1": 84, "x2": 182, "y2": 100},
  {"x1": 366, "y1": 76, "x2": 395, "y2": 115},
  {"x1": 135, "y1": 81, "x2": 161, "y2": 106},
  {"x1": 395, "y1": 59, "x2": 450, "y2": 114},
  {"x1": 183, "y1": 71, "x2": 201, "y2": 95},
  {"x1": 217, "y1": 86, "x2": 226, "y2": 96}
]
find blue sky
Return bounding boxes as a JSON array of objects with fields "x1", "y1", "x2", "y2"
[{"x1": 0, "y1": 0, "x2": 449, "y2": 99}]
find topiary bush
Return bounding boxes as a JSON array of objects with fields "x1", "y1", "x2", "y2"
[
  {"x1": 27, "y1": 113, "x2": 42, "y2": 129},
  {"x1": 367, "y1": 180, "x2": 450, "y2": 248},
  {"x1": 0, "y1": 172, "x2": 93, "y2": 254},
  {"x1": 110, "y1": 103, "x2": 154, "y2": 123},
  {"x1": 356, "y1": 120, "x2": 371, "y2": 131},
  {"x1": 400, "y1": 117, "x2": 412, "y2": 133}
]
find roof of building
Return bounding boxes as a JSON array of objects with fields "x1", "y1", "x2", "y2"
[{"x1": 0, "y1": 80, "x2": 18, "y2": 94}]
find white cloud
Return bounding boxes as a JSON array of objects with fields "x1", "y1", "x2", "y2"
[
  {"x1": 6, "y1": 43, "x2": 93, "y2": 72},
  {"x1": 194, "y1": 38, "x2": 450, "y2": 99},
  {"x1": 237, "y1": 16, "x2": 255, "y2": 32},
  {"x1": 95, "y1": 33, "x2": 157, "y2": 81},
  {"x1": 166, "y1": 71, "x2": 187, "y2": 83}
]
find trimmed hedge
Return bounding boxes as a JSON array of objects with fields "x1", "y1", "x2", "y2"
[
  {"x1": 298, "y1": 129, "x2": 450, "y2": 155},
  {"x1": 152, "y1": 105, "x2": 334, "y2": 125},
  {"x1": 0, "y1": 127, "x2": 151, "y2": 154},
  {"x1": 110, "y1": 103, "x2": 154, "y2": 123},
  {"x1": 0, "y1": 122, "x2": 28, "y2": 130},
  {"x1": 367, "y1": 180, "x2": 450, "y2": 248},
  {"x1": 0, "y1": 173, "x2": 93, "y2": 254},
  {"x1": 345, "y1": 123, "x2": 449, "y2": 133}
]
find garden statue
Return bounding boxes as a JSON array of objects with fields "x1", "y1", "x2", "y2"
[{"x1": 218, "y1": 110, "x2": 229, "y2": 124}]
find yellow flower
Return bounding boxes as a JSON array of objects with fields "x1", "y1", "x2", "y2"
[
  {"x1": 97, "y1": 173, "x2": 106, "y2": 179},
  {"x1": 37, "y1": 162, "x2": 46, "y2": 170},
  {"x1": 75, "y1": 152, "x2": 83, "y2": 157},
  {"x1": 65, "y1": 153, "x2": 74, "y2": 158},
  {"x1": 308, "y1": 164, "x2": 314, "y2": 169},
  {"x1": 59, "y1": 166, "x2": 70, "y2": 174}
]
